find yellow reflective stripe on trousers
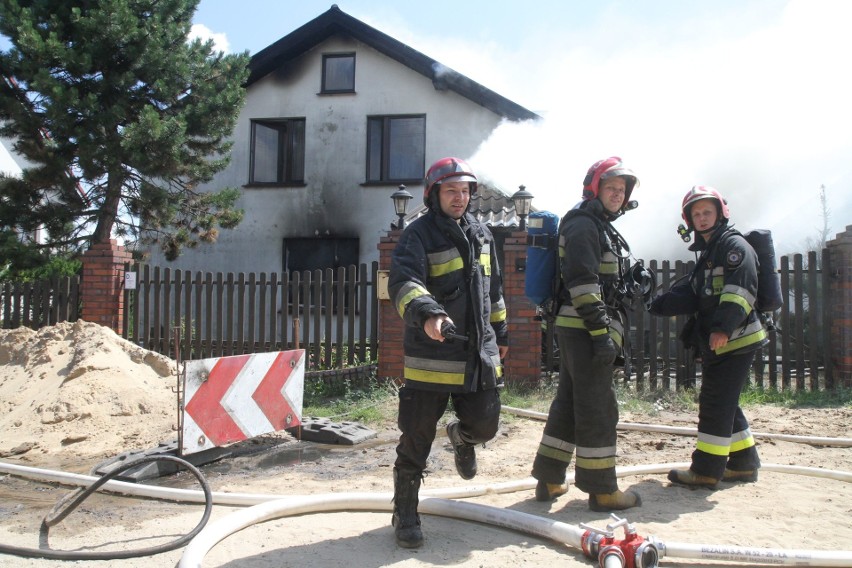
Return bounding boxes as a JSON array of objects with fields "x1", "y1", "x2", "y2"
[
  {"x1": 537, "y1": 434, "x2": 575, "y2": 463},
  {"x1": 696, "y1": 432, "x2": 732, "y2": 456},
  {"x1": 730, "y1": 428, "x2": 756, "y2": 452},
  {"x1": 576, "y1": 445, "x2": 617, "y2": 469}
]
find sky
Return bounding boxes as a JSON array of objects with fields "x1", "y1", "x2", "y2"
[{"x1": 2, "y1": 1, "x2": 849, "y2": 260}]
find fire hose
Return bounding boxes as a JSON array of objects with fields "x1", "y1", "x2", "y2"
[
  {"x1": 0, "y1": 416, "x2": 851, "y2": 566},
  {"x1": 0, "y1": 455, "x2": 213, "y2": 560}
]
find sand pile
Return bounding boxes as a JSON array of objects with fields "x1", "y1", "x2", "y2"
[{"x1": 0, "y1": 320, "x2": 178, "y2": 470}]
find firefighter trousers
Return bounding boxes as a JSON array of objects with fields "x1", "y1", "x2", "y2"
[
  {"x1": 532, "y1": 328, "x2": 620, "y2": 495},
  {"x1": 691, "y1": 350, "x2": 761, "y2": 479},
  {"x1": 394, "y1": 386, "x2": 501, "y2": 475}
]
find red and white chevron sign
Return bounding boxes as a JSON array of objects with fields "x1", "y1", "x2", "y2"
[{"x1": 181, "y1": 350, "x2": 304, "y2": 455}]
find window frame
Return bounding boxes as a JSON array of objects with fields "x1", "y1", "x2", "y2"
[
  {"x1": 321, "y1": 52, "x2": 356, "y2": 94},
  {"x1": 248, "y1": 118, "x2": 306, "y2": 186},
  {"x1": 282, "y1": 236, "x2": 361, "y2": 314},
  {"x1": 365, "y1": 114, "x2": 426, "y2": 185}
]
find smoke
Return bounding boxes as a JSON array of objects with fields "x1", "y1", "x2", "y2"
[{"x1": 442, "y1": 0, "x2": 852, "y2": 261}]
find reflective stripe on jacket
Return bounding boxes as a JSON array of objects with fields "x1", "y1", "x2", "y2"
[
  {"x1": 692, "y1": 228, "x2": 768, "y2": 357},
  {"x1": 554, "y1": 204, "x2": 629, "y2": 351},
  {"x1": 388, "y1": 209, "x2": 508, "y2": 392}
]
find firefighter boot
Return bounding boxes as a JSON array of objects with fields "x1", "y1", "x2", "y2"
[
  {"x1": 446, "y1": 420, "x2": 477, "y2": 480},
  {"x1": 667, "y1": 468, "x2": 720, "y2": 489},
  {"x1": 535, "y1": 480, "x2": 569, "y2": 502},
  {"x1": 392, "y1": 468, "x2": 423, "y2": 548},
  {"x1": 589, "y1": 489, "x2": 642, "y2": 512},
  {"x1": 722, "y1": 468, "x2": 758, "y2": 483}
]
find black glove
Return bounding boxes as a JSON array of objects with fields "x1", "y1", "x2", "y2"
[{"x1": 591, "y1": 334, "x2": 617, "y2": 366}]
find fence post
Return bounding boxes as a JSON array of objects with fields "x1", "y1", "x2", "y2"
[
  {"x1": 825, "y1": 225, "x2": 852, "y2": 389},
  {"x1": 376, "y1": 229, "x2": 541, "y2": 386},
  {"x1": 377, "y1": 230, "x2": 404, "y2": 380},
  {"x1": 80, "y1": 239, "x2": 134, "y2": 334},
  {"x1": 502, "y1": 231, "x2": 542, "y2": 386}
]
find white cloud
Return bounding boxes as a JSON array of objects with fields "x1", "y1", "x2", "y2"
[{"x1": 189, "y1": 23, "x2": 230, "y2": 54}]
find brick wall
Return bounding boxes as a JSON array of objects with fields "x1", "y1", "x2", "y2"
[
  {"x1": 502, "y1": 232, "x2": 542, "y2": 385},
  {"x1": 376, "y1": 229, "x2": 542, "y2": 385},
  {"x1": 825, "y1": 225, "x2": 852, "y2": 388},
  {"x1": 377, "y1": 231, "x2": 404, "y2": 381},
  {"x1": 80, "y1": 240, "x2": 133, "y2": 335}
]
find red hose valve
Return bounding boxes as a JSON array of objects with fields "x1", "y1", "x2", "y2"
[{"x1": 580, "y1": 514, "x2": 660, "y2": 568}]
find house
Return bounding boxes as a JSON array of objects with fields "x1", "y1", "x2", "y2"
[
  {"x1": 146, "y1": 4, "x2": 539, "y2": 276},
  {"x1": 1, "y1": 134, "x2": 45, "y2": 246}
]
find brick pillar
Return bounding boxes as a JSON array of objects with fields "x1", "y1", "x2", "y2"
[
  {"x1": 80, "y1": 239, "x2": 134, "y2": 335},
  {"x1": 376, "y1": 229, "x2": 541, "y2": 385},
  {"x1": 502, "y1": 231, "x2": 542, "y2": 386},
  {"x1": 378, "y1": 231, "x2": 404, "y2": 381},
  {"x1": 825, "y1": 225, "x2": 852, "y2": 388}
]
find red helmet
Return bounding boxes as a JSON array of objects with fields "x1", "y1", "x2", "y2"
[
  {"x1": 423, "y1": 157, "x2": 478, "y2": 206},
  {"x1": 582, "y1": 156, "x2": 638, "y2": 206},
  {"x1": 681, "y1": 186, "x2": 730, "y2": 229}
]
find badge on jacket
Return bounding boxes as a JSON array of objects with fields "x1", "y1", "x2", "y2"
[{"x1": 726, "y1": 250, "x2": 743, "y2": 268}]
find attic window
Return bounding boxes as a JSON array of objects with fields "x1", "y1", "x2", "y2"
[{"x1": 321, "y1": 53, "x2": 355, "y2": 93}]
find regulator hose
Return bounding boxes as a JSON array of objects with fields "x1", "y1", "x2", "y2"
[{"x1": 0, "y1": 455, "x2": 213, "y2": 561}]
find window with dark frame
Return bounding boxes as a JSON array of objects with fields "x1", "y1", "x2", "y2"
[
  {"x1": 249, "y1": 118, "x2": 306, "y2": 185},
  {"x1": 321, "y1": 53, "x2": 355, "y2": 93},
  {"x1": 366, "y1": 115, "x2": 425, "y2": 183},
  {"x1": 283, "y1": 237, "x2": 360, "y2": 313}
]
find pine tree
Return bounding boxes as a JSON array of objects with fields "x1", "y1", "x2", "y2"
[{"x1": 0, "y1": 0, "x2": 250, "y2": 263}]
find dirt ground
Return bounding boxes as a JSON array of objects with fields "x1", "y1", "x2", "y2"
[{"x1": 1, "y1": 322, "x2": 851, "y2": 567}]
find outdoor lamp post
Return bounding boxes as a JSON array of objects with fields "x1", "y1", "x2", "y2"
[
  {"x1": 391, "y1": 184, "x2": 413, "y2": 230},
  {"x1": 512, "y1": 184, "x2": 534, "y2": 231}
]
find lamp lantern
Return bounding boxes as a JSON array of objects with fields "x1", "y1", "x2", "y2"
[
  {"x1": 390, "y1": 184, "x2": 413, "y2": 230},
  {"x1": 511, "y1": 184, "x2": 534, "y2": 231}
]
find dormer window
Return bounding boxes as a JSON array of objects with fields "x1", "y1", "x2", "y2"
[{"x1": 321, "y1": 53, "x2": 355, "y2": 93}]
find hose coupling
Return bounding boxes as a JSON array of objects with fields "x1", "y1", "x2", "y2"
[{"x1": 581, "y1": 514, "x2": 660, "y2": 568}]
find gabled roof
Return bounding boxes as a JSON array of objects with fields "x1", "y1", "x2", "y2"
[
  {"x1": 398, "y1": 183, "x2": 541, "y2": 230},
  {"x1": 248, "y1": 5, "x2": 540, "y2": 122}
]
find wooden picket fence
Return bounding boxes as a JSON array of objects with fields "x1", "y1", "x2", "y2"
[
  {"x1": 0, "y1": 275, "x2": 80, "y2": 330},
  {"x1": 0, "y1": 250, "x2": 835, "y2": 390},
  {"x1": 542, "y1": 250, "x2": 833, "y2": 391},
  {"x1": 121, "y1": 263, "x2": 380, "y2": 373}
]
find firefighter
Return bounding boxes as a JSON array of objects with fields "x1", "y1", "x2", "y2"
[
  {"x1": 388, "y1": 157, "x2": 509, "y2": 548},
  {"x1": 649, "y1": 186, "x2": 766, "y2": 488},
  {"x1": 531, "y1": 156, "x2": 642, "y2": 512}
]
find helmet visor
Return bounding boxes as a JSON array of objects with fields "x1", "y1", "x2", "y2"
[{"x1": 440, "y1": 174, "x2": 477, "y2": 184}]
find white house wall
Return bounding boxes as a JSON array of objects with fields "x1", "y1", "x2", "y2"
[{"x1": 146, "y1": 34, "x2": 506, "y2": 275}]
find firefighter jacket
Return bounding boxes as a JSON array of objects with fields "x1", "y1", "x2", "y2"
[
  {"x1": 553, "y1": 200, "x2": 630, "y2": 352},
  {"x1": 650, "y1": 226, "x2": 768, "y2": 358},
  {"x1": 389, "y1": 209, "x2": 508, "y2": 393}
]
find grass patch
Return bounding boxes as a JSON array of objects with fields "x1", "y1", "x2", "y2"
[
  {"x1": 739, "y1": 383, "x2": 852, "y2": 408},
  {"x1": 301, "y1": 371, "x2": 851, "y2": 428}
]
